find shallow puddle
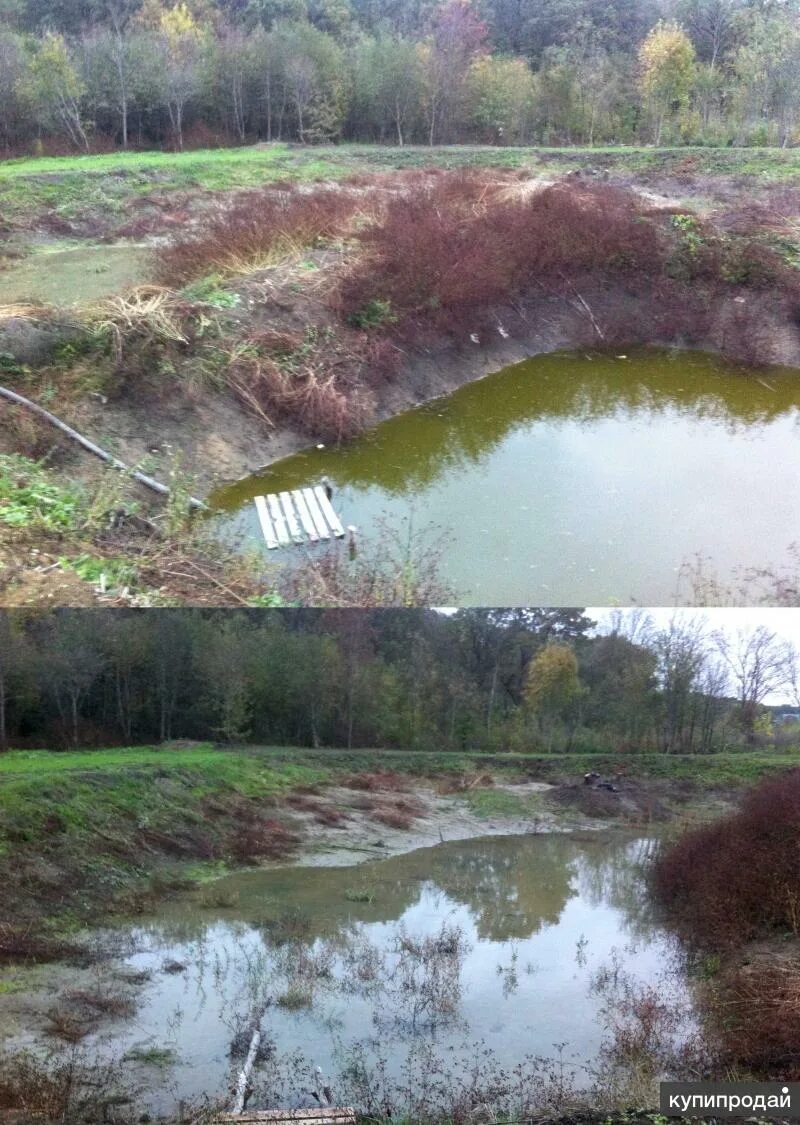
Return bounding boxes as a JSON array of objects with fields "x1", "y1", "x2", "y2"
[
  {"x1": 212, "y1": 349, "x2": 800, "y2": 604},
  {"x1": 0, "y1": 832, "x2": 692, "y2": 1116},
  {"x1": 0, "y1": 243, "x2": 153, "y2": 305}
]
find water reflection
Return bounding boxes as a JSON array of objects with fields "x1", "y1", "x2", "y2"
[
  {"x1": 213, "y1": 349, "x2": 800, "y2": 500},
  {"x1": 0, "y1": 833, "x2": 690, "y2": 1115},
  {"x1": 211, "y1": 349, "x2": 800, "y2": 604}
]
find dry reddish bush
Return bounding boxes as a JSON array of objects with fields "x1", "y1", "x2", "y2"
[
  {"x1": 0, "y1": 924, "x2": 74, "y2": 964},
  {"x1": 227, "y1": 347, "x2": 373, "y2": 441},
  {"x1": 341, "y1": 771, "x2": 411, "y2": 792},
  {"x1": 285, "y1": 794, "x2": 348, "y2": 826},
  {"x1": 159, "y1": 186, "x2": 360, "y2": 286},
  {"x1": 653, "y1": 769, "x2": 800, "y2": 950},
  {"x1": 371, "y1": 806, "x2": 414, "y2": 830},
  {"x1": 229, "y1": 818, "x2": 301, "y2": 864},
  {"x1": 338, "y1": 178, "x2": 664, "y2": 339}
]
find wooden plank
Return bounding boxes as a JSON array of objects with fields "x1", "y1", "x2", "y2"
[
  {"x1": 279, "y1": 491, "x2": 302, "y2": 543},
  {"x1": 253, "y1": 496, "x2": 278, "y2": 550},
  {"x1": 302, "y1": 488, "x2": 330, "y2": 540},
  {"x1": 291, "y1": 489, "x2": 318, "y2": 543},
  {"x1": 217, "y1": 1112, "x2": 355, "y2": 1123},
  {"x1": 232, "y1": 1028, "x2": 262, "y2": 1115},
  {"x1": 313, "y1": 486, "x2": 345, "y2": 538},
  {"x1": 266, "y1": 494, "x2": 291, "y2": 546}
]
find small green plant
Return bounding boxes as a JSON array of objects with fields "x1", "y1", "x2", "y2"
[
  {"x1": 59, "y1": 554, "x2": 139, "y2": 592},
  {"x1": 124, "y1": 1044, "x2": 178, "y2": 1067},
  {"x1": 0, "y1": 455, "x2": 82, "y2": 530},
  {"x1": 182, "y1": 273, "x2": 241, "y2": 308},
  {"x1": 345, "y1": 886, "x2": 376, "y2": 903},
  {"x1": 276, "y1": 985, "x2": 313, "y2": 1009},
  {"x1": 348, "y1": 297, "x2": 397, "y2": 330}
]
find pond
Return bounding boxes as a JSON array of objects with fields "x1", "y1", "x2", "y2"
[
  {"x1": 0, "y1": 832, "x2": 693, "y2": 1117},
  {"x1": 212, "y1": 349, "x2": 800, "y2": 605},
  {"x1": 0, "y1": 243, "x2": 153, "y2": 305}
]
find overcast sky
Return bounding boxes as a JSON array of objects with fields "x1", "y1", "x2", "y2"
[{"x1": 587, "y1": 607, "x2": 800, "y2": 704}]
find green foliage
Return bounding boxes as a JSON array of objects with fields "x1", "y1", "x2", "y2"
[
  {"x1": 181, "y1": 274, "x2": 241, "y2": 308},
  {"x1": 0, "y1": 455, "x2": 82, "y2": 531},
  {"x1": 59, "y1": 553, "x2": 139, "y2": 591},
  {"x1": 348, "y1": 297, "x2": 397, "y2": 330},
  {"x1": 123, "y1": 1045, "x2": 178, "y2": 1067}
]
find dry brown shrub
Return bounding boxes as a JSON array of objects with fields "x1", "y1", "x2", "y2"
[
  {"x1": 341, "y1": 771, "x2": 411, "y2": 792},
  {"x1": 653, "y1": 769, "x2": 800, "y2": 949},
  {"x1": 710, "y1": 960, "x2": 800, "y2": 1077},
  {"x1": 159, "y1": 186, "x2": 362, "y2": 286},
  {"x1": 229, "y1": 818, "x2": 301, "y2": 864}
]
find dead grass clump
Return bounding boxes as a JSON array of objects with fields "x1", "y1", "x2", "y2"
[
  {"x1": 229, "y1": 818, "x2": 301, "y2": 864},
  {"x1": 285, "y1": 793, "x2": 348, "y2": 826},
  {"x1": 370, "y1": 805, "x2": 414, "y2": 830},
  {"x1": 0, "y1": 924, "x2": 75, "y2": 964},
  {"x1": 63, "y1": 988, "x2": 136, "y2": 1019},
  {"x1": 159, "y1": 186, "x2": 362, "y2": 286},
  {"x1": 227, "y1": 346, "x2": 372, "y2": 441},
  {"x1": 711, "y1": 960, "x2": 800, "y2": 1077},
  {"x1": 43, "y1": 1007, "x2": 96, "y2": 1044},
  {"x1": 341, "y1": 770, "x2": 411, "y2": 792},
  {"x1": 653, "y1": 769, "x2": 800, "y2": 950}
]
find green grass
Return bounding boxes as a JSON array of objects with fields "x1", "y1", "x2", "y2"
[
  {"x1": 460, "y1": 787, "x2": 545, "y2": 819},
  {"x1": 4, "y1": 142, "x2": 800, "y2": 230},
  {"x1": 0, "y1": 743, "x2": 328, "y2": 925},
  {"x1": 0, "y1": 455, "x2": 83, "y2": 532},
  {"x1": 123, "y1": 1044, "x2": 177, "y2": 1067},
  {"x1": 236, "y1": 745, "x2": 800, "y2": 786},
  {"x1": 2, "y1": 741, "x2": 798, "y2": 929}
]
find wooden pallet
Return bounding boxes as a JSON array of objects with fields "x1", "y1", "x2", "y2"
[
  {"x1": 254, "y1": 486, "x2": 345, "y2": 549},
  {"x1": 216, "y1": 1109, "x2": 356, "y2": 1123}
]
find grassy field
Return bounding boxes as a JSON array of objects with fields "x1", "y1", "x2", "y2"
[
  {"x1": 3, "y1": 142, "x2": 800, "y2": 228},
  {"x1": 3, "y1": 741, "x2": 799, "y2": 869}
]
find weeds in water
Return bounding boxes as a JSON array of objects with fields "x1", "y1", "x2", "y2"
[
  {"x1": 124, "y1": 1043, "x2": 177, "y2": 1067},
  {"x1": 278, "y1": 518, "x2": 456, "y2": 607},
  {"x1": 344, "y1": 887, "x2": 376, "y2": 904},
  {"x1": 276, "y1": 986, "x2": 314, "y2": 1010},
  {"x1": 381, "y1": 922, "x2": 471, "y2": 1034}
]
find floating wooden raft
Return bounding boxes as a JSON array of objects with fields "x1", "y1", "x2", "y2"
[
  {"x1": 216, "y1": 1110, "x2": 356, "y2": 1123},
  {"x1": 254, "y1": 486, "x2": 345, "y2": 549}
]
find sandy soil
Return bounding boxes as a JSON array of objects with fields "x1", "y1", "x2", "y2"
[{"x1": 285, "y1": 780, "x2": 589, "y2": 867}]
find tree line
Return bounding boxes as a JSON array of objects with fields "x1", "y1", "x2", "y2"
[
  {"x1": 1, "y1": 608, "x2": 797, "y2": 753},
  {"x1": 0, "y1": 0, "x2": 798, "y2": 153}
]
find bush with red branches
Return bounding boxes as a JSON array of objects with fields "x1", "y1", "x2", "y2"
[{"x1": 652, "y1": 769, "x2": 800, "y2": 950}]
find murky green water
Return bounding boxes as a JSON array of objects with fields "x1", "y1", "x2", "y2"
[
  {"x1": 0, "y1": 833, "x2": 691, "y2": 1115},
  {"x1": 212, "y1": 349, "x2": 800, "y2": 604},
  {"x1": 0, "y1": 244, "x2": 153, "y2": 305}
]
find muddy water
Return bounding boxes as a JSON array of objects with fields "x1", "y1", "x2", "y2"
[
  {"x1": 0, "y1": 243, "x2": 153, "y2": 304},
  {"x1": 0, "y1": 833, "x2": 691, "y2": 1116},
  {"x1": 212, "y1": 349, "x2": 800, "y2": 604}
]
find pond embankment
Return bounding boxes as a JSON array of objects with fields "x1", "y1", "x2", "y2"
[
  {"x1": 1, "y1": 747, "x2": 796, "y2": 1123},
  {"x1": 0, "y1": 744, "x2": 756, "y2": 944}
]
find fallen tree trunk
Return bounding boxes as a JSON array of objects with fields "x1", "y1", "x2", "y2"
[{"x1": 0, "y1": 384, "x2": 207, "y2": 510}]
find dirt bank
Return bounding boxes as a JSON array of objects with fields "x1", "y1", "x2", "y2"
[
  {"x1": 14, "y1": 266, "x2": 800, "y2": 499},
  {"x1": 4, "y1": 169, "x2": 800, "y2": 497}
]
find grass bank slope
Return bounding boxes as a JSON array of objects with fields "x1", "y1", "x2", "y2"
[{"x1": 3, "y1": 743, "x2": 800, "y2": 941}]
